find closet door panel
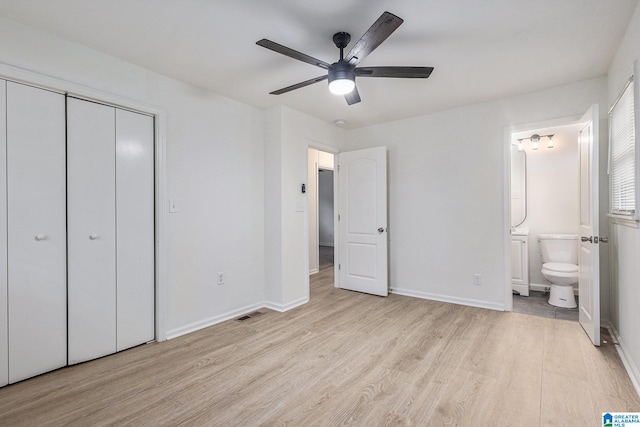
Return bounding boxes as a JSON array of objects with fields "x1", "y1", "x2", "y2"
[
  {"x1": 0, "y1": 80, "x2": 7, "y2": 387},
  {"x1": 116, "y1": 109, "x2": 155, "y2": 351},
  {"x1": 6, "y1": 82, "x2": 67, "y2": 383},
  {"x1": 67, "y1": 98, "x2": 117, "y2": 364}
]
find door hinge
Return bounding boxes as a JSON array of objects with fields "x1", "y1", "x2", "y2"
[
  {"x1": 338, "y1": 264, "x2": 341, "y2": 270},
  {"x1": 338, "y1": 214, "x2": 340, "y2": 221}
]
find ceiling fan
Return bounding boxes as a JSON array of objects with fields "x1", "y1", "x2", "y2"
[{"x1": 256, "y1": 11, "x2": 434, "y2": 105}]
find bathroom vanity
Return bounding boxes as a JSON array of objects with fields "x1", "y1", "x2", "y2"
[{"x1": 511, "y1": 227, "x2": 530, "y2": 296}]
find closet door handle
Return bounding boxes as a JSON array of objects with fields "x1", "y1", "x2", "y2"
[
  {"x1": 35, "y1": 234, "x2": 47, "y2": 241},
  {"x1": 89, "y1": 234, "x2": 99, "y2": 240}
]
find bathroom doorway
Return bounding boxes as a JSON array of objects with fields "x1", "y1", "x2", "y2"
[
  {"x1": 308, "y1": 148, "x2": 335, "y2": 276},
  {"x1": 508, "y1": 121, "x2": 583, "y2": 321}
]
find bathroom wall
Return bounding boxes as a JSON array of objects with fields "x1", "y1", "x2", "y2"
[{"x1": 514, "y1": 124, "x2": 581, "y2": 287}]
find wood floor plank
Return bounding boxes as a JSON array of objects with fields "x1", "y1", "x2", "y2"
[
  {"x1": 540, "y1": 371, "x2": 595, "y2": 427},
  {"x1": 0, "y1": 269, "x2": 638, "y2": 426},
  {"x1": 543, "y1": 318, "x2": 589, "y2": 381}
]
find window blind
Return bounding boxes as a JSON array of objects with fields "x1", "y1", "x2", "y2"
[{"x1": 609, "y1": 78, "x2": 636, "y2": 216}]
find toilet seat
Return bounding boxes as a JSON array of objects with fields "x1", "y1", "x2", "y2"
[{"x1": 542, "y1": 262, "x2": 578, "y2": 273}]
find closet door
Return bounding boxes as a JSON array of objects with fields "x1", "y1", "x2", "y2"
[
  {"x1": 116, "y1": 109, "x2": 155, "y2": 351},
  {"x1": 67, "y1": 98, "x2": 117, "y2": 364},
  {"x1": 0, "y1": 80, "x2": 7, "y2": 387},
  {"x1": 6, "y1": 82, "x2": 67, "y2": 383}
]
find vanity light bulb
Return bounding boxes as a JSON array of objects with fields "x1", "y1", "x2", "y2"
[
  {"x1": 547, "y1": 137, "x2": 554, "y2": 148},
  {"x1": 517, "y1": 142, "x2": 523, "y2": 151},
  {"x1": 532, "y1": 141, "x2": 539, "y2": 150}
]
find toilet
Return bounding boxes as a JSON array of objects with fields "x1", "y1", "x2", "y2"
[{"x1": 537, "y1": 234, "x2": 579, "y2": 308}]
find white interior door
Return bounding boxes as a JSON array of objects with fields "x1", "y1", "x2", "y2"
[
  {"x1": 67, "y1": 97, "x2": 117, "y2": 364},
  {"x1": 7, "y1": 82, "x2": 67, "y2": 382},
  {"x1": 338, "y1": 146, "x2": 388, "y2": 296},
  {"x1": 578, "y1": 104, "x2": 600, "y2": 346},
  {"x1": 0, "y1": 80, "x2": 7, "y2": 387},
  {"x1": 115, "y1": 109, "x2": 155, "y2": 351}
]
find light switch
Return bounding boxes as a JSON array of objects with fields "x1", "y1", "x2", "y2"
[{"x1": 169, "y1": 200, "x2": 179, "y2": 213}]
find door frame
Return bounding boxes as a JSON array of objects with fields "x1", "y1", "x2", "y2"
[
  {"x1": 502, "y1": 114, "x2": 582, "y2": 311},
  {"x1": 0, "y1": 62, "x2": 169, "y2": 341},
  {"x1": 306, "y1": 139, "x2": 340, "y2": 288}
]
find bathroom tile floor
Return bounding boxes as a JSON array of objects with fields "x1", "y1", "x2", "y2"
[{"x1": 513, "y1": 290, "x2": 579, "y2": 322}]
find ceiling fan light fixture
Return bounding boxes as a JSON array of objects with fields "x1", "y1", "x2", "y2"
[
  {"x1": 329, "y1": 78, "x2": 355, "y2": 95},
  {"x1": 328, "y1": 61, "x2": 356, "y2": 95}
]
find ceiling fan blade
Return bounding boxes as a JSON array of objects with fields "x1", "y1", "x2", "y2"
[
  {"x1": 269, "y1": 75, "x2": 328, "y2": 95},
  {"x1": 356, "y1": 66, "x2": 434, "y2": 78},
  {"x1": 344, "y1": 86, "x2": 361, "y2": 105},
  {"x1": 344, "y1": 87, "x2": 361, "y2": 105},
  {"x1": 257, "y1": 39, "x2": 330, "y2": 70},
  {"x1": 345, "y1": 11, "x2": 403, "y2": 65}
]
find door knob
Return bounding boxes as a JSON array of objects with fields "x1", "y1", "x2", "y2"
[
  {"x1": 89, "y1": 234, "x2": 99, "y2": 240},
  {"x1": 598, "y1": 236, "x2": 609, "y2": 243},
  {"x1": 378, "y1": 227, "x2": 385, "y2": 233},
  {"x1": 34, "y1": 234, "x2": 47, "y2": 241},
  {"x1": 581, "y1": 236, "x2": 593, "y2": 243}
]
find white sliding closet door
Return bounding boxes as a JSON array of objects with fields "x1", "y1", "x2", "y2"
[
  {"x1": 116, "y1": 109, "x2": 155, "y2": 351},
  {"x1": 6, "y1": 82, "x2": 67, "y2": 383},
  {"x1": 0, "y1": 80, "x2": 7, "y2": 387},
  {"x1": 67, "y1": 98, "x2": 117, "y2": 364}
]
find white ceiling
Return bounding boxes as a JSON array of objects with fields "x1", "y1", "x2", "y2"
[{"x1": 0, "y1": 0, "x2": 637, "y2": 129}]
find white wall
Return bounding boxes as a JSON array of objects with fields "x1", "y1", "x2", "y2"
[
  {"x1": 0, "y1": 18, "x2": 266, "y2": 338},
  {"x1": 346, "y1": 77, "x2": 607, "y2": 310},
  {"x1": 607, "y1": 1, "x2": 640, "y2": 393},
  {"x1": 318, "y1": 170, "x2": 334, "y2": 246},
  {"x1": 516, "y1": 125, "x2": 580, "y2": 287},
  {"x1": 264, "y1": 106, "x2": 343, "y2": 310}
]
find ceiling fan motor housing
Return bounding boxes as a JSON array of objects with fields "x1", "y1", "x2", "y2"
[{"x1": 328, "y1": 60, "x2": 355, "y2": 85}]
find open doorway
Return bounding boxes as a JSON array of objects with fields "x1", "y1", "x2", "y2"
[
  {"x1": 508, "y1": 121, "x2": 583, "y2": 321},
  {"x1": 308, "y1": 148, "x2": 335, "y2": 275},
  {"x1": 318, "y1": 169, "x2": 334, "y2": 271}
]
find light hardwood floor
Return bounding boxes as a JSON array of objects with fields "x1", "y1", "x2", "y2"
[{"x1": 1, "y1": 267, "x2": 638, "y2": 426}]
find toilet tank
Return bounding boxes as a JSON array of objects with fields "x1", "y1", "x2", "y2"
[{"x1": 537, "y1": 234, "x2": 579, "y2": 264}]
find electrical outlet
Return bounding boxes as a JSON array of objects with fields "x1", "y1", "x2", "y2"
[
  {"x1": 217, "y1": 272, "x2": 225, "y2": 285},
  {"x1": 472, "y1": 274, "x2": 482, "y2": 286}
]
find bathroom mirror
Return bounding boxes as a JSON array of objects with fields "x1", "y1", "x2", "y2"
[{"x1": 511, "y1": 146, "x2": 527, "y2": 227}]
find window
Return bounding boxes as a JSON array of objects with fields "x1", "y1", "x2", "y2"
[{"x1": 609, "y1": 71, "x2": 638, "y2": 219}]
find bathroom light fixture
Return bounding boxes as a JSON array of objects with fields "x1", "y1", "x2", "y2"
[
  {"x1": 517, "y1": 133, "x2": 555, "y2": 151},
  {"x1": 531, "y1": 134, "x2": 540, "y2": 150}
]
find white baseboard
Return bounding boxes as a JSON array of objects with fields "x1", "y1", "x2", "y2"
[
  {"x1": 309, "y1": 268, "x2": 319, "y2": 275},
  {"x1": 607, "y1": 322, "x2": 640, "y2": 399},
  {"x1": 264, "y1": 296, "x2": 309, "y2": 313},
  {"x1": 528, "y1": 282, "x2": 579, "y2": 295},
  {"x1": 166, "y1": 295, "x2": 311, "y2": 339},
  {"x1": 390, "y1": 287, "x2": 505, "y2": 311},
  {"x1": 529, "y1": 283, "x2": 550, "y2": 292},
  {"x1": 165, "y1": 301, "x2": 266, "y2": 339}
]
